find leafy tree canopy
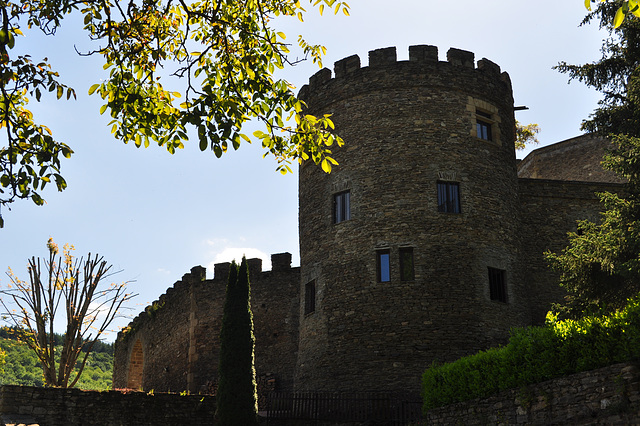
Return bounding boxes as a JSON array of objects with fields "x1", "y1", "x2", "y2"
[
  {"x1": 515, "y1": 121, "x2": 540, "y2": 150},
  {"x1": 0, "y1": 0, "x2": 350, "y2": 226},
  {"x1": 548, "y1": 0, "x2": 640, "y2": 319}
]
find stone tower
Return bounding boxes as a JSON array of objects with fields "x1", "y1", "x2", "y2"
[{"x1": 296, "y1": 45, "x2": 528, "y2": 393}]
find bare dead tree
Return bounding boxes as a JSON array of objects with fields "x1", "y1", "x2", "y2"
[{"x1": 0, "y1": 238, "x2": 136, "y2": 387}]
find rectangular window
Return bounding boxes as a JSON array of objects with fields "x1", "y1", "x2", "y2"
[
  {"x1": 399, "y1": 247, "x2": 414, "y2": 281},
  {"x1": 476, "y1": 110, "x2": 493, "y2": 141},
  {"x1": 334, "y1": 191, "x2": 351, "y2": 224},
  {"x1": 437, "y1": 182, "x2": 461, "y2": 213},
  {"x1": 377, "y1": 250, "x2": 390, "y2": 282},
  {"x1": 304, "y1": 280, "x2": 316, "y2": 315},
  {"x1": 488, "y1": 267, "x2": 507, "y2": 303}
]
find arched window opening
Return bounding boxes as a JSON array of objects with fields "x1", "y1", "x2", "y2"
[{"x1": 126, "y1": 340, "x2": 144, "y2": 390}]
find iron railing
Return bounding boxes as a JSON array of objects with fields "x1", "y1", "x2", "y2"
[{"x1": 264, "y1": 391, "x2": 422, "y2": 425}]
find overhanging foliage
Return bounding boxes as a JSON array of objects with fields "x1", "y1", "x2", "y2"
[{"x1": 0, "y1": 0, "x2": 350, "y2": 226}]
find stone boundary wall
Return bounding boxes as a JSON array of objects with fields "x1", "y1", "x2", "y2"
[
  {"x1": 0, "y1": 385, "x2": 215, "y2": 426},
  {"x1": 425, "y1": 362, "x2": 640, "y2": 425}
]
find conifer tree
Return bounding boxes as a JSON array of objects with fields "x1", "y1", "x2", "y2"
[
  {"x1": 548, "y1": 1, "x2": 640, "y2": 318},
  {"x1": 215, "y1": 257, "x2": 258, "y2": 426}
]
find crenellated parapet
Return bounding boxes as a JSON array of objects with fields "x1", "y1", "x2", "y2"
[
  {"x1": 116, "y1": 253, "x2": 295, "y2": 342},
  {"x1": 298, "y1": 45, "x2": 512, "y2": 110}
]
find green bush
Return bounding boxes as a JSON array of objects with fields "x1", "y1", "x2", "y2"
[{"x1": 422, "y1": 294, "x2": 640, "y2": 412}]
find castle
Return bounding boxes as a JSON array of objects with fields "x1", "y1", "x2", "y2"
[{"x1": 112, "y1": 45, "x2": 624, "y2": 396}]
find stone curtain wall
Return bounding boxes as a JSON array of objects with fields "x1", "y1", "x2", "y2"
[
  {"x1": 112, "y1": 267, "x2": 196, "y2": 392},
  {"x1": 186, "y1": 255, "x2": 300, "y2": 395},
  {"x1": 517, "y1": 179, "x2": 624, "y2": 325},
  {"x1": 518, "y1": 134, "x2": 625, "y2": 184},
  {"x1": 113, "y1": 254, "x2": 300, "y2": 395},
  {"x1": 0, "y1": 386, "x2": 215, "y2": 426},
  {"x1": 425, "y1": 362, "x2": 640, "y2": 425}
]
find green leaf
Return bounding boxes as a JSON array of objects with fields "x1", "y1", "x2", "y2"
[{"x1": 88, "y1": 84, "x2": 100, "y2": 95}]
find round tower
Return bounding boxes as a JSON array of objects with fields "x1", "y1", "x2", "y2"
[{"x1": 296, "y1": 45, "x2": 528, "y2": 394}]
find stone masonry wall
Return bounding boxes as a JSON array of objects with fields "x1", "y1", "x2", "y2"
[
  {"x1": 0, "y1": 386, "x2": 215, "y2": 426},
  {"x1": 425, "y1": 362, "x2": 640, "y2": 425},
  {"x1": 112, "y1": 268, "x2": 195, "y2": 392},
  {"x1": 517, "y1": 179, "x2": 624, "y2": 324},
  {"x1": 187, "y1": 254, "x2": 300, "y2": 395},
  {"x1": 297, "y1": 45, "x2": 526, "y2": 394},
  {"x1": 113, "y1": 254, "x2": 300, "y2": 396},
  {"x1": 518, "y1": 134, "x2": 625, "y2": 184}
]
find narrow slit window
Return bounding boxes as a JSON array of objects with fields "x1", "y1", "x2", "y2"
[
  {"x1": 304, "y1": 280, "x2": 316, "y2": 315},
  {"x1": 334, "y1": 191, "x2": 351, "y2": 224},
  {"x1": 437, "y1": 182, "x2": 461, "y2": 213},
  {"x1": 377, "y1": 250, "x2": 390, "y2": 283},
  {"x1": 399, "y1": 247, "x2": 414, "y2": 281},
  {"x1": 488, "y1": 267, "x2": 508, "y2": 303}
]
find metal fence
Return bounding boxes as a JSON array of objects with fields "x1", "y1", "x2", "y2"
[{"x1": 264, "y1": 391, "x2": 422, "y2": 425}]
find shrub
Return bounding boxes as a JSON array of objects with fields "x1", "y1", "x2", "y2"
[{"x1": 422, "y1": 294, "x2": 640, "y2": 412}]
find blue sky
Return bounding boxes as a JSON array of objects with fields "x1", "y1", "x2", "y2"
[{"x1": 0, "y1": 1, "x2": 606, "y2": 340}]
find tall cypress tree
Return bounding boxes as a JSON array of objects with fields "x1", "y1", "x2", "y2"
[
  {"x1": 216, "y1": 257, "x2": 258, "y2": 425},
  {"x1": 547, "y1": 1, "x2": 640, "y2": 319}
]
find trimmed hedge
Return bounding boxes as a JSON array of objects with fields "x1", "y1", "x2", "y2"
[{"x1": 422, "y1": 294, "x2": 640, "y2": 411}]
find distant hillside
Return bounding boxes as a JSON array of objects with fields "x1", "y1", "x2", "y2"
[{"x1": 0, "y1": 329, "x2": 114, "y2": 390}]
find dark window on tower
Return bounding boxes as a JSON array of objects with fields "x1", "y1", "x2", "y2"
[
  {"x1": 437, "y1": 182, "x2": 461, "y2": 213},
  {"x1": 488, "y1": 267, "x2": 508, "y2": 303},
  {"x1": 399, "y1": 247, "x2": 414, "y2": 281},
  {"x1": 334, "y1": 191, "x2": 351, "y2": 223},
  {"x1": 304, "y1": 280, "x2": 316, "y2": 315},
  {"x1": 377, "y1": 250, "x2": 390, "y2": 282},
  {"x1": 476, "y1": 110, "x2": 493, "y2": 141}
]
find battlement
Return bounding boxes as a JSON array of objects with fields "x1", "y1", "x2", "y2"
[
  {"x1": 300, "y1": 45, "x2": 510, "y2": 99},
  {"x1": 117, "y1": 252, "x2": 295, "y2": 341}
]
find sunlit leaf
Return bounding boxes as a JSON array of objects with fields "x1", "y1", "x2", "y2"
[
  {"x1": 614, "y1": 6, "x2": 626, "y2": 28},
  {"x1": 321, "y1": 158, "x2": 331, "y2": 173},
  {"x1": 88, "y1": 84, "x2": 100, "y2": 95}
]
